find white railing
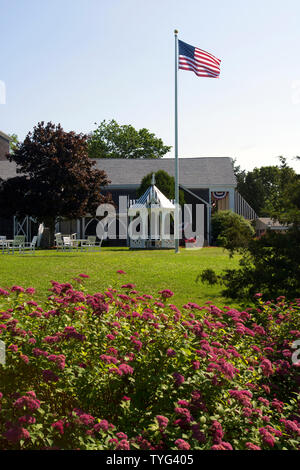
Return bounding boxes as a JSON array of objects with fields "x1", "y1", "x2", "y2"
[{"x1": 234, "y1": 191, "x2": 257, "y2": 220}]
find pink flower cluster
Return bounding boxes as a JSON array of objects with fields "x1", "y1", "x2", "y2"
[
  {"x1": 0, "y1": 276, "x2": 300, "y2": 450},
  {"x1": 13, "y1": 391, "x2": 41, "y2": 411}
]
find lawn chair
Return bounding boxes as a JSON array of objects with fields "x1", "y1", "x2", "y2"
[
  {"x1": 97, "y1": 236, "x2": 103, "y2": 251},
  {"x1": 55, "y1": 233, "x2": 64, "y2": 250},
  {"x1": 8, "y1": 235, "x2": 25, "y2": 254},
  {"x1": 80, "y1": 236, "x2": 95, "y2": 251},
  {"x1": 63, "y1": 236, "x2": 73, "y2": 251},
  {"x1": 23, "y1": 236, "x2": 38, "y2": 254},
  {"x1": 81, "y1": 236, "x2": 102, "y2": 252},
  {"x1": 81, "y1": 236, "x2": 93, "y2": 251},
  {"x1": 0, "y1": 236, "x2": 6, "y2": 255},
  {"x1": 70, "y1": 233, "x2": 80, "y2": 250}
]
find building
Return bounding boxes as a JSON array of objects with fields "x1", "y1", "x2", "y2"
[
  {"x1": 0, "y1": 131, "x2": 14, "y2": 238},
  {"x1": 0, "y1": 152, "x2": 256, "y2": 244},
  {"x1": 95, "y1": 157, "x2": 237, "y2": 245},
  {"x1": 255, "y1": 217, "x2": 289, "y2": 237},
  {"x1": 0, "y1": 131, "x2": 10, "y2": 161}
]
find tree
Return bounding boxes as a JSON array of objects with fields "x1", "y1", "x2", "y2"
[
  {"x1": 0, "y1": 122, "x2": 111, "y2": 246},
  {"x1": 199, "y1": 165, "x2": 300, "y2": 301},
  {"x1": 269, "y1": 162, "x2": 300, "y2": 227},
  {"x1": 232, "y1": 158, "x2": 246, "y2": 185},
  {"x1": 137, "y1": 170, "x2": 185, "y2": 206},
  {"x1": 88, "y1": 119, "x2": 171, "y2": 159},
  {"x1": 211, "y1": 210, "x2": 255, "y2": 256},
  {"x1": 220, "y1": 227, "x2": 300, "y2": 300},
  {"x1": 233, "y1": 157, "x2": 297, "y2": 216},
  {"x1": 8, "y1": 133, "x2": 19, "y2": 154}
]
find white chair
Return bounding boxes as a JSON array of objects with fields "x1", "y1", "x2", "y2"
[
  {"x1": 97, "y1": 236, "x2": 103, "y2": 251},
  {"x1": 23, "y1": 236, "x2": 38, "y2": 254},
  {"x1": 70, "y1": 233, "x2": 80, "y2": 250},
  {"x1": 55, "y1": 233, "x2": 64, "y2": 251},
  {"x1": 0, "y1": 236, "x2": 6, "y2": 255},
  {"x1": 81, "y1": 236, "x2": 95, "y2": 251},
  {"x1": 81, "y1": 236, "x2": 103, "y2": 251},
  {"x1": 8, "y1": 236, "x2": 25, "y2": 254},
  {"x1": 63, "y1": 236, "x2": 73, "y2": 251}
]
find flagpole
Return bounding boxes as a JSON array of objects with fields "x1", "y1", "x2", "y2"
[{"x1": 174, "y1": 29, "x2": 179, "y2": 254}]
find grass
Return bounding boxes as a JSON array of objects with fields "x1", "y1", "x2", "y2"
[{"x1": 0, "y1": 246, "x2": 244, "y2": 309}]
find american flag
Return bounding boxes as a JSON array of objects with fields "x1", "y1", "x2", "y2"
[{"x1": 178, "y1": 40, "x2": 221, "y2": 78}]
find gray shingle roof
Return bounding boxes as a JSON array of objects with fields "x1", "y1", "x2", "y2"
[
  {"x1": 95, "y1": 157, "x2": 236, "y2": 188},
  {"x1": 0, "y1": 157, "x2": 236, "y2": 188}
]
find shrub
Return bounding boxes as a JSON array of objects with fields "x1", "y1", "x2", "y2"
[
  {"x1": 0, "y1": 276, "x2": 300, "y2": 450},
  {"x1": 196, "y1": 269, "x2": 220, "y2": 286},
  {"x1": 211, "y1": 211, "x2": 255, "y2": 256},
  {"x1": 206, "y1": 226, "x2": 300, "y2": 301}
]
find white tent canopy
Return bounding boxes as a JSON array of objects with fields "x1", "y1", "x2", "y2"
[
  {"x1": 128, "y1": 184, "x2": 175, "y2": 215},
  {"x1": 128, "y1": 175, "x2": 175, "y2": 249}
]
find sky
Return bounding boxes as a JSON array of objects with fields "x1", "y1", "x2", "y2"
[{"x1": 1, "y1": 0, "x2": 300, "y2": 173}]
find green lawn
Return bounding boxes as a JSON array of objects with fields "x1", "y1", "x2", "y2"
[{"x1": 0, "y1": 247, "x2": 244, "y2": 309}]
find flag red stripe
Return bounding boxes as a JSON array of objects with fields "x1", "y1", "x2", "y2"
[
  {"x1": 194, "y1": 47, "x2": 221, "y2": 65},
  {"x1": 179, "y1": 63, "x2": 220, "y2": 78},
  {"x1": 194, "y1": 53, "x2": 221, "y2": 70},
  {"x1": 179, "y1": 56, "x2": 220, "y2": 77},
  {"x1": 179, "y1": 55, "x2": 220, "y2": 74},
  {"x1": 179, "y1": 63, "x2": 219, "y2": 77},
  {"x1": 179, "y1": 67, "x2": 219, "y2": 78}
]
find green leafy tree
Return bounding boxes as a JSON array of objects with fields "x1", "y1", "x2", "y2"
[
  {"x1": 220, "y1": 227, "x2": 300, "y2": 300},
  {"x1": 211, "y1": 210, "x2": 255, "y2": 256},
  {"x1": 233, "y1": 157, "x2": 297, "y2": 216},
  {"x1": 137, "y1": 170, "x2": 185, "y2": 206},
  {"x1": 199, "y1": 227, "x2": 300, "y2": 301},
  {"x1": 88, "y1": 119, "x2": 171, "y2": 159},
  {"x1": 8, "y1": 133, "x2": 19, "y2": 154},
  {"x1": 270, "y1": 163, "x2": 300, "y2": 227},
  {"x1": 0, "y1": 122, "x2": 111, "y2": 246},
  {"x1": 232, "y1": 158, "x2": 246, "y2": 185},
  {"x1": 200, "y1": 163, "x2": 300, "y2": 300}
]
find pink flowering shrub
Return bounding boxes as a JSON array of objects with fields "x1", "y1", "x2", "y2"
[{"x1": 0, "y1": 279, "x2": 300, "y2": 450}]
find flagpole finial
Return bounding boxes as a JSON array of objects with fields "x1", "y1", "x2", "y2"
[{"x1": 174, "y1": 29, "x2": 178, "y2": 35}]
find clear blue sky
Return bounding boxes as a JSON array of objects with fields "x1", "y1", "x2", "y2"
[{"x1": 1, "y1": 0, "x2": 300, "y2": 173}]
